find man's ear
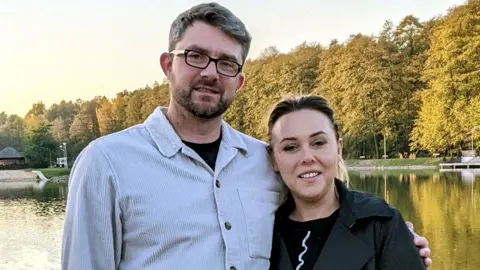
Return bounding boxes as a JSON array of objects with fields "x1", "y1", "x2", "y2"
[
  {"x1": 160, "y1": 52, "x2": 173, "y2": 77},
  {"x1": 235, "y1": 72, "x2": 245, "y2": 93}
]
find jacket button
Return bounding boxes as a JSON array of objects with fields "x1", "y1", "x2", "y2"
[
  {"x1": 225, "y1": 222, "x2": 232, "y2": 230},
  {"x1": 230, "y1": 266, "x2": 236, "y2": 270},
  {"x1": 215, "y1": 180, "x2": 221, "y2": 188}
]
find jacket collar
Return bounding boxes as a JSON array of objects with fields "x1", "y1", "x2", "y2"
[
  {"x1": 144, "y1": 107, "x2": 249, "y2": 158},
  {"x1": 310, "y1": 179, "x2": 394, "y2": 269},
  {"x1": 335, "y1": 178, "x2": 393, "y2": 228}
]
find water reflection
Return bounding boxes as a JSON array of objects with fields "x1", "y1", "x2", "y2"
[
  {"x1": 0, "y1": 171, "x2": 478, "y2": 270},
  {"x1": 349, "y1": 170, "x2": 480, "y2": 270},
  {"x1": 0, "y1": 181, "x2": 67, "y2": 270}
]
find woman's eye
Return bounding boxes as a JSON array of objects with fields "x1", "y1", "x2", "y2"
[
  {"x1": 314, "y1": 140, "x2": 326, "y2": 146},
  {"x1": 283, "y1": 145, "x2": 296, "y2": 151}
]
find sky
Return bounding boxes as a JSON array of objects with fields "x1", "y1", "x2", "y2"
[{"x1": 0, "y1": 0, "x2": 465, "y2": 117}]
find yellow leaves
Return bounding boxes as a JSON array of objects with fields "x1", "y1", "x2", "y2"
[
  {"x1": 96, "y1": 99, "x2": 116, "y2": 136},
  {"x1": 412, "y1": 0, "x2": 480, "y2": 153}
]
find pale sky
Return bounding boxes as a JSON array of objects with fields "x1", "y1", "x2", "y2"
[{"x1": 0, "y1": 0, "x2": 464, "y2": 117}]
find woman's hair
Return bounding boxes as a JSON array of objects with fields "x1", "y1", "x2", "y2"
[
  {"x1": 266, "y1": 94, "x2": 349, "y2": 185},
  {"x1": 267, "y1": 94, "x2": 339, "y2": 143},
  {"x1": 337, "y1": 155, "x2": 350, "y2": 186}
]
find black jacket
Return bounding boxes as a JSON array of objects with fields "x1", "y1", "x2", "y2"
[{"x1": 269, "y1": 179, "x2": 426, "y2": 270}]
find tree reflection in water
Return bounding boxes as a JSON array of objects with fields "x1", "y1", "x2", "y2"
[{"x1": 349, "y1": 169, "x2": 479, "y2": 270}]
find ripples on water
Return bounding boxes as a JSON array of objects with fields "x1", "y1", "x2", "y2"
[
  {"x1": 0, "y1": 181, "x2": 67, "y2": 270},
  {"x1": 0, "y1": 170, "x2": 478, "y2": 270}
]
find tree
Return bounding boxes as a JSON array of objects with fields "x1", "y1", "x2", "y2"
[
  {"x1": 8, "y1": 0, "x2": 478, "y2": 160},
  {"x1": 411, "y1": 0, "x2": 480, "y2": 153},
  {"x1": 96, "y1": 98, "x2": 117, "y2": 136},
  {"x1": 258, "y1": 45, "x2": 280, "y2": 59},
  {"x1": 126, "y1": 90, "x2": 146, "y2": 126},
  {"x1": 51, "y1": 117, "x2": 69, "y2": 143},
  {"x1": 24, "y1": 102, "x2": 47, "y2": 131},
  {"x1": 0, "y1": 112, "x2": 7, "y2": 126},
  {"x1": 0, "y1": 114, "x2": 25, "y2": 151},
  {"x1": 23, "y1": 123, "x2": 57, "y2": 168},
  {"x1": 315, "y1": 34, "x2": 393, "y2": 158}
]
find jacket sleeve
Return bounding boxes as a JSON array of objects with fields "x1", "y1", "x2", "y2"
[
  {"x1": 61, "y1": 142, "x2": 123, "y2": 270},
  {"x1": 378, "y1": 207, "x2": 426, "y2": 270}
]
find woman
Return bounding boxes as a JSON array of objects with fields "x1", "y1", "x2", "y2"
[{"x1": 267, "y1": 95, "x2": 426, "y2": 270}]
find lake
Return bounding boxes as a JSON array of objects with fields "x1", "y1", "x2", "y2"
[{"x1": 0, "y1": 169, "x2": 478, "y2": 269}]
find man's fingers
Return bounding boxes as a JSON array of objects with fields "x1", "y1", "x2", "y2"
[
  {"x1": 414, "y1": 236, "x2": 429, "y2": 247},
  {"x1": 406, "y1": 221, "x2": 414, "y2": 231},
  {"x1": 405, "y1": 221, "x2": 432, "y2": 268},
  {"x1": 424, "y1": 257, "x2": 433, "y2": 267},
  {"x1": 420, "y1": 248, "x2": 431, "y2": 258}
]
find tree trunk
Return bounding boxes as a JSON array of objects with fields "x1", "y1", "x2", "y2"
[{"x1": 374, "y1": 135, "x2": 380, "y2": 159}]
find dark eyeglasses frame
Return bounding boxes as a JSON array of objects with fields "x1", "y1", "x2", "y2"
[{"x1": 170, "y1": 49, "x2": 243, "y2": 77}]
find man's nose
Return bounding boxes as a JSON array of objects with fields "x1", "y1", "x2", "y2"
[{"x1": 200, "y1": 61, "x2": 220, "y2": 79}]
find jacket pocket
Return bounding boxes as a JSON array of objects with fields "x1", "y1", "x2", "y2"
[{"x1": 237, "y1": 188, "x2": 281, "y2": 259}]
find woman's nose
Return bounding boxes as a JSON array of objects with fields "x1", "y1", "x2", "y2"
[{"x1": 300, "y1": 148, "x2": 315, "y2": 164}]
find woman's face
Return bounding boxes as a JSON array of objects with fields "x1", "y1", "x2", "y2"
[{"x1": 270, "y1": 109, "x2": 342, "y2": 203}]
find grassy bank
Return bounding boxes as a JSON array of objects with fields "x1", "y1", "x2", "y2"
[
  {"x1": 38, "y1": 168, "x2": 71, "y2": 178},
  {"x1": 345, "y1": 157, "x2": 443, "y2": 167}
]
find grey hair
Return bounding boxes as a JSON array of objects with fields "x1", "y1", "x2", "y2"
[{"x1": 168, "y1": 2, "x2": 252, "y2": 63}]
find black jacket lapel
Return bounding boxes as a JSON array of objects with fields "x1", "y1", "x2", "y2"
[
  {"x1": 270, "y1": 232, "x2": 294, "y2": 270},
  {"x1": 312, "y1": 219, "x2": 373, "y2": 269}
]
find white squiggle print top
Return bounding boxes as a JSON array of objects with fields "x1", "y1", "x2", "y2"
[{"x1": 296, "y1": 231, "x2": 312, "y2": 270}]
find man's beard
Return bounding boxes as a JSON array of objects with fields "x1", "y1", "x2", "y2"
[{"x1": 172, "y1": 78, "x2": 233, "y2": 119}]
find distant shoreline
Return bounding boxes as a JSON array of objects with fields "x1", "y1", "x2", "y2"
[
  {"x1": 344, "y1": 157, "x2": 445, "y2": 171},
  {"x1": 346, "y1": 165, "x2": 438, "y2": 171},
  {"x1": 0, "y1": 170, "x2": 38, "y2": 182},
  {"x1": 0, "y1": 159, "x2": 448, "y2": 182},
  {"x1": 0, "y1": 168, "x2": 70, "y2": 183}
]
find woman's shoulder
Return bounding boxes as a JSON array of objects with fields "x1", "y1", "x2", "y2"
[
  {"x1": 343, "y1": 191, "x2": 425, "y2": 269},
  {"x1": 340, "y1": 184, "x2": 396, "y2": 222}
]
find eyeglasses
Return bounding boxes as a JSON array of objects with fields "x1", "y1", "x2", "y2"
[{"x1": 170, "y1": 49, "x2": 243, "y2": 77}]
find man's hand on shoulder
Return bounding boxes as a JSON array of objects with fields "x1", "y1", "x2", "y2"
[{"x1": 406, "y1": 221, "x2": 432, "y2": 268}]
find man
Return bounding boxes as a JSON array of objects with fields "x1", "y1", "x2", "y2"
[{"x1": 62, "y1": 2, "x2": 432, "y2": 269}]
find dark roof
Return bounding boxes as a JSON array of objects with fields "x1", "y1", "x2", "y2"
[{"x1": 0, "y1": 147, "x2": 23, "y2": 159}]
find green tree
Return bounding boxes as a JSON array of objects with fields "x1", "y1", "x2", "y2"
[
  {"x1": 0, "y1": 114, "x2": 25, "y2": 151},
  {"x1": 23, "y1": 123, "x2": 57, "y2": 168},
  {"x1": 0, "y1": 112, "x2": 7, "y2": 126}
]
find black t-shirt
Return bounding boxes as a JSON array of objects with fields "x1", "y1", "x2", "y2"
[
  {"x1": 182, "y1": 135, "x2": 222, "y2": 170},
  {"x1": 280, "y1": 208, "x2": 340, "y2": 270}
]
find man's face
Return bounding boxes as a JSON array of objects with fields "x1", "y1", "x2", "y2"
[{"x1": 161, "y1": 21, "x2": 245, "y2": 119}]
